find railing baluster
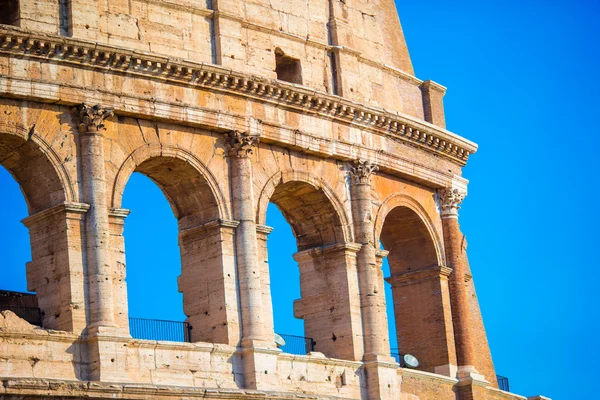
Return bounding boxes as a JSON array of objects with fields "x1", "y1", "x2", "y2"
[
  {"x1": 128, "y1": 317, "x2": 190, "y2": 343},
  {"x1": 277, "y1": 333, "x2": 316, "y2": 355}
]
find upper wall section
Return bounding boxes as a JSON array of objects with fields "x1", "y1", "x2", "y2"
[{"x1": 9, "y1": 0, "x2": 444, "y2": 124}]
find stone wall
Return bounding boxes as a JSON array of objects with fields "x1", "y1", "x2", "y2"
[
  {"x1": 10, "y1": 0, "x2": 438, "y2": 122},
  {"x1": 0, "y1": 0, "x2": 549, "y2": 398}
]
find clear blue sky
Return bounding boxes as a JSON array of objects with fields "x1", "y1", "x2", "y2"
[{"x1": 1, "y1": 1, "x2": 598, "y2": 399}]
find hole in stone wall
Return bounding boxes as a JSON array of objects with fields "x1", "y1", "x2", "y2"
[
  {"x1": 0, "y1": 0, "x2": 20, "y2": 26},
  {"x1": 275, "y1": 48, "x2": 303, "y2": 85},
  {"x1": 58, "y1": 0, "x2": 72, "y2": 36}
]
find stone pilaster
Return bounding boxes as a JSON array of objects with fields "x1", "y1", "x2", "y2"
[
  {"x1": 349, "y1": 160, "x2": 398, "y2": 400},
  {"x1": 349, "y1": 160, "x2": 391, "y2": 360},
  {"x1": 108, "y1": 208, "x2": 131, "y2": 333},
  {"x1": 76, "y1": 104, "x2": 115, "y2": 330},
  {"x1": 256, "y1": 225, "x2": 276, "y2": 341},
  {"x1": 437, "y1": 187, "x2": 482, "y2": 384},
  {"x1": 224, "y1": 131, "x2": 270, "y2": 346},
  {"x1": 421, "y1": 80, "x2": 447, "y2": 128}
]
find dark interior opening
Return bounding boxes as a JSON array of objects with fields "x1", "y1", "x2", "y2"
[
  {"x1": 0, "y1": 0, "x2": 20, "y2": 26},
  {"x1": 275, "y1": 49, "x2": 303, "y2": 85}
]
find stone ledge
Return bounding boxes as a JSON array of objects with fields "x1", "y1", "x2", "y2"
[
  {"x1": 0, "y1": 26, "x2": 476, "y2": 167},
  {"x1": 0, "y1": 379, "x2": 354, "y2": 400},
  {"x1": 0, "y1": 74, "x2": 460, "y2": 188},
  {"x1": 399, "y1": 367, "x2": 459, "y2": 386}
]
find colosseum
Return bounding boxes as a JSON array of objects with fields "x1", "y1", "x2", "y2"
[{"x1": 0, "y1": 1, "x2": 548, "y2": 399}]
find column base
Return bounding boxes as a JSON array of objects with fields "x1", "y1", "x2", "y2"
[
  {"x1": 240, "y1": 337, "x2": 276, "y2": 349},
  {"x1": 434, "y1": 364, "x2": 458, "y2": 378},
  {"x1": 87, "y1": 323, "x2": 130, "y2": 338},
  {"x1": 364, "y1": 359, "x2": 401, "y2": 400},
  {"x1": 239, "y1": 345, "x2": 281, "y2": 390},
  {"x1": 456, "y1": 367, "x2": 489, "y2": 400}
]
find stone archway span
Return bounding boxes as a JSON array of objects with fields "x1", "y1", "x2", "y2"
[
  {"x1": 256, "y1": 169, "x2": 352, "y2": 245},
  {"x1": 110, "y1": 143, "x2": 230, "y2": 222},
  {"x1": 0, "y1": 121, "x2": 73, "y2": 213},
  {"x1": 374, "y1": 193, "x2": 445, "y2": 267}
]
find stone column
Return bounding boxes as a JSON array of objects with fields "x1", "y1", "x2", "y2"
[
  {"x1": 349, "y1": 160, "x2": 390, "y2": 360},
  {"x1": 436, "y1": 188, "x2": 479, "y2": 375},
  {"x1": 224, "y1": 130, "x2": 269, "y2": 346},
  {"x1": 76, "y1": 104, "x2": 115, "y2": 329}
]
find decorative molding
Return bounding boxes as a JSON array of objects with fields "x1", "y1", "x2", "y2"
[
  {"x1": 420, "y1": 80, "x2": 447, "y2": 95},
  {"x1": 0, "y1": 26, "x2": 476, "y2": 166},
  {"x1": 385, "y1": 265, "x2": 453, "y2": 287},
  {"x1": 108, "y1": 208, "x2": 131, "y2": 219},
  {"x1": 224, "y1": 130, "x2": 260, "y2": 157},
  {"x1": 350, "y1": 159, "x2": 379, "y2": 184},
  {"x1": 256, "y1": 225, "x2": 274, "y2": 235},
  {"x1": 375, "y1": 249, "x2": 390, "y2": 259},
  {"x1": 178, "y1": 219, "x2": 240, "y2": 242},
  {"x1": 76, "y1": 103, "x2": 114, "y2": 133},
  {"x1": 21, "y1": 202, "x2": 90, "y2": 227},
  {"x1": 436, "y1": 188, "x2": 466, "y2": 218},
  {"x1": 293, "y1": 242, "x2": 362, "y2": 263}
]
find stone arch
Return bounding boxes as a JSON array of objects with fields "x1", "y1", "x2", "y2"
[
  {"x1": 111, "y1": 143, "x2": 229, "y2": 225},
  {"x1": 377, "y1": 194, "x2": 457, "y2": 374},
  {"x1": 0, "y1": 121, "x2": 73, "y2": 214},
  {"x1": 256, "y1": 169, "x2": 351, "y2": 250},
  {"x1": 374, "y1": 193, "x2": 444, "y2": 269},
  {"x1": 256, "y1": 169, "x2": 362, "y2": 360},
  {"x1": 109, "y1": 143, "x2": 237, "y2": 344},
  {"x1": 0, "y1": 121, "x2": 85, "y2": 333}
]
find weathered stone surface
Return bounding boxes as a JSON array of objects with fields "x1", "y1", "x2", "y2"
[{"x1": 0, "y1": 1, "x2": 548, "y2": 400}]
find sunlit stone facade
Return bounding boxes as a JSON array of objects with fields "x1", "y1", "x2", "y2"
[{"x1": 0, "y1": 1, "x2": 548, "y2": 399}]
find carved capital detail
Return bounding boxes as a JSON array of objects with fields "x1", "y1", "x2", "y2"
[
  {"x1": 76, "y1": 104, "x2": 114, "y2": 133},
  {"x1": 436, "y1": 188, "x2": 466, "y2": 217},
  {"x1": 350, "y1": 159, "x2": 379, "y2": 184},
  {"x1": 224, "y1": 130, "x2": 260, "y2": 157}
]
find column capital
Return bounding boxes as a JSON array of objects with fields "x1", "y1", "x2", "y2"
[
  {"x1": 436, "y1": 187, "x2": 466, "y2": 218},
  {"x1": 76, "y1": 103, "x2": 114, "y2": 134},
  {"x1": 349, "y1": 159, "x2": 379, "y2": 184},
  {"x1": 224, "y1": 130, "x2": 260, "y2": 157}
]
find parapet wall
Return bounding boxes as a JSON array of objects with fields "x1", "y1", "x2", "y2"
[{"x1": 0, "y1": 311, "x2": 531, "y2": 400}]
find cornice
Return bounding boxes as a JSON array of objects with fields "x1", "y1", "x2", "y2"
[
  {"x1": 21, "y1": 202, "x2": 90, "y2": 227},
  {"x1": 0, "y1": 27, "x2": 477, "y2": 166}
]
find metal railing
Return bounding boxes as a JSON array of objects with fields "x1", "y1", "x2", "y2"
[
  {"x1": 497, "y1": 375, "x2": 510, "y2": 392},
  {"x1": 392, "y1": 349, "x2": 511, "y2": 393},
  {"x1": 0, "y1": 306, "x2": 43, "y2": 326},
  {"x1": 129, "y1": 317, "x2": 192, "y2": 343},
  {"x1": 278, "y1": 333, "x2": 315, "y2": 355}
]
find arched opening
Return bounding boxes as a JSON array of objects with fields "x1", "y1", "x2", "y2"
[
  {"x1": 380, "y1": 206, "x2": 456, "y2": 374},
  {"x1": 262, "y1": 179, "x2": 361, "y2": 360},
  {"x1": 121, "y1": 172, "x2": 185, "y2": 340},
  {"x1": 0, "y1": 165, "x2": 39, "y2": 324},
  {"x1": 264, "y1": 202, "x2": 304, "y2": 352},
  {"x1": 0, "y1": 0, "x2": 20, "y2": 26},
  {"x1": 114, "y1": 154, "x2": 236, "y2": 344},
  {"x1": 0, "y1": 128, "x2": 83, "y2": 332}
]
